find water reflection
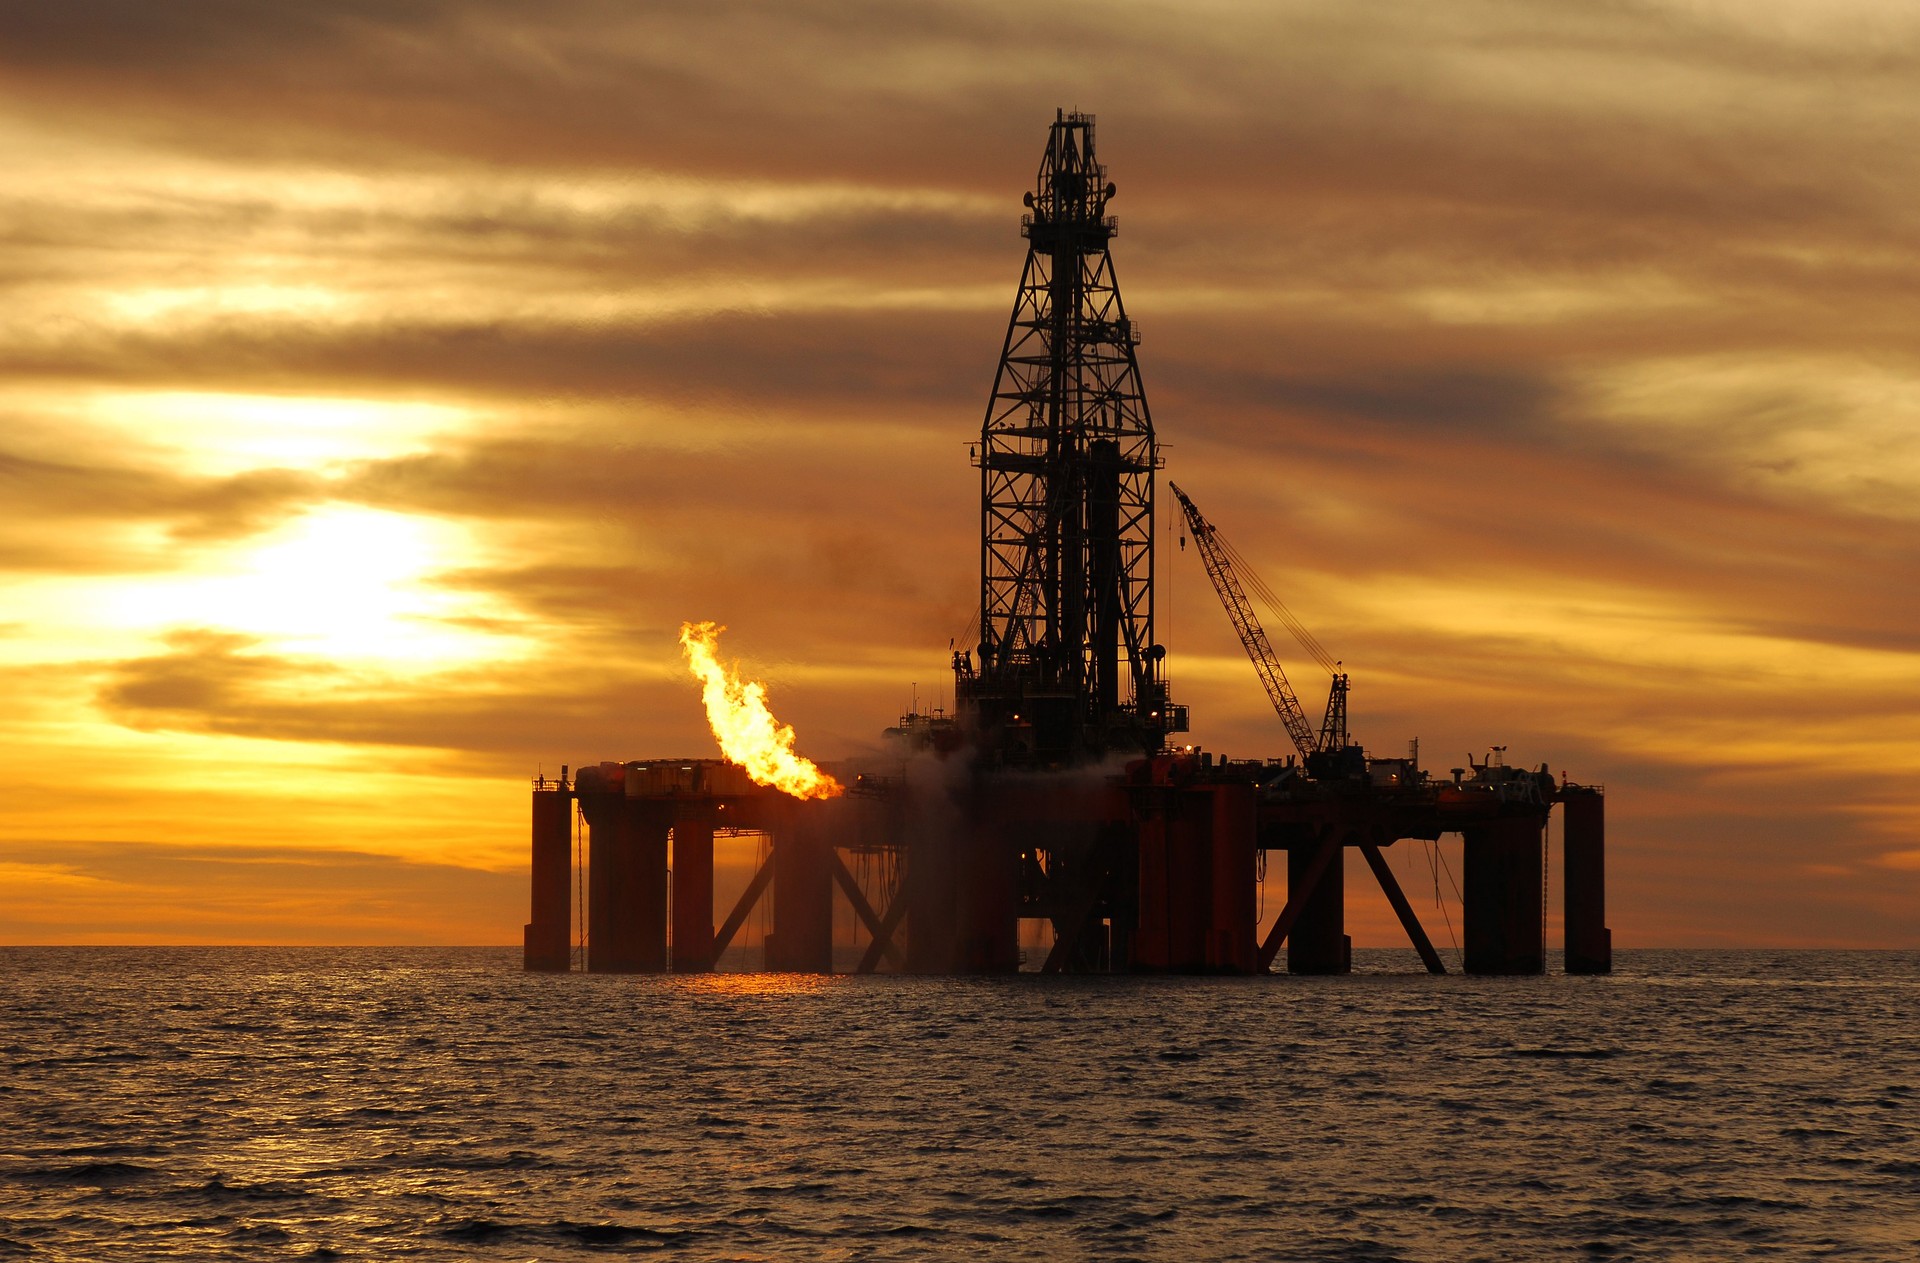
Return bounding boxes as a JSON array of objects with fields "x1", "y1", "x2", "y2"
[
  {"x1": 674, "y1": 971, "x2": 849, "y2": 998},
  {"x1": 2, "y1": 948, "x2": 1916, "y2": 1260}
]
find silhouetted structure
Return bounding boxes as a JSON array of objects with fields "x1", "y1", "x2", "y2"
[
  {"x1": 526, "y1": 112, "x2": 1610, "y2": 979},
  {"x1": 955, "y1": 110, "x2": 1183, "y2": 767}
]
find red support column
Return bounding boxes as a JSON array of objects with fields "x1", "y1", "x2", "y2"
[
  {"x1": 524, "y1": 786, "x2": 573, "y2": 971},
  {"x1": 1287, "y1": 835, "x2": 1348, "y2": 975},
  {"x1": 1208, "y1": 783, "x2": 1258, "y2": 973},
  {"x1": 1132, "y1": 787, "x2": 1217, "y2": 973},
  {"x1": 1131, "y1": 810, "x2": 1174, "y2": 970},
  {"x1": 630, "y1": 803, "x2": 670, "y2": 973},
  {"x1": 585, "y1": 798, "x2": 668, "y2": 974},
  {"x1": 1562, "y1": 791, "x2": 1611, "y2": 975},
  {"x1": 671, "y1": 814, "x2": 715, "y2": 973},
  {"x1": 1169, "y1": 793, "x2": 1214, "y2": 972},
  {"x1": 960, "y1": 819, "x2": 1021, "y2": 973},
  {"x1": 768, "y1": 805, "x2": 834, "y2": 972},
  {"x1": 904, "y1": 826, "x2": 959, "y2": 974},
  {"x1": 582, "y1": 793, "x2": 618, "y2": 973},
  {"x1": 1463, "y1": 814, "x2": 1546, "y2": 975}
]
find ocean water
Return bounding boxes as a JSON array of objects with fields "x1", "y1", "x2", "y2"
[{"x1": 1, "y1": 948, "x2": 1916, "y2": 1261}]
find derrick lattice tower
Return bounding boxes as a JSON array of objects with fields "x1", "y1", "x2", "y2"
[{"x1": 956, "y1": 110, "x2": 1185, "y2": 765}]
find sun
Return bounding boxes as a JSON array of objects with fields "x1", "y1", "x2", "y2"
[{"x1": 101, "y1": 505, "x2": 520, "y2": 667}]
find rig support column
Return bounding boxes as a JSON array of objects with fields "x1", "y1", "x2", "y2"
[
  {"x1": 586, "y1": 799, "x2": 669, "y2": 974},
  {"x1": 524, "y1": 785, "x2": 572, "y2": 972},
  {"x1": 904, "y1": 820, "x2": 960, "y2": 973},
  {"x1": 1208, "y1": 783, "x2": 1258, "y2": 973},
  {"x1": 1561, "y1": 790, "x2": 1611, "y2": 975},
  {"x1": 671, "y1": 814, "x2": 716, "y2": 973},
  {"x1": 768, "y1": 807, "x2": 834, "y2": 972},
  {"x1": 1133, "y1": 792, "x2": 1212, "y2": 972},
  {"x1": 1132, "y1": 810, "x2": 1170, "y2": 970},
  {"x1": 583, "y1": 798, "x2": 620, "y2": 973},
  {"x1": 1463, "y1": 815, "x2": 1546, "y2": 975},
  {"x1": 1164, "y1": 795, "x2": 1212, "y2": 972},
  {"x1": 1287, "y1": 835, "x2": 1348, "y2": 975},
  {"x1": 960, "y1": 819, "x2": 1021, "y2": 973}
]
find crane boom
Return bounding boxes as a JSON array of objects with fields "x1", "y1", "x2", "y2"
[{"x1": 1168, "y1": 482, "x2": 1319, "y2": 759}]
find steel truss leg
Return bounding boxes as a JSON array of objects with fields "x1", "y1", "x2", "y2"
[
  {"x1": 1360, "y1": 843, "x2": 1446, "y2": 975},
  {"x1": 710, "y1": 853, "x2": 775, "y2": 964},
  {"x1": 855, "y1": 887, "x2": 911, "y2": 974},
  {"x1": 831, "y1": 851, "x2": 904, "y2": 972},
  {"x1": 1257, "y1": 838, "x2": 1339, "y2": 972}
]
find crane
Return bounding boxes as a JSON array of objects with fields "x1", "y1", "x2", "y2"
[{"x1": 1167, "y1": 482, "x2": 1351, "y2": 767}]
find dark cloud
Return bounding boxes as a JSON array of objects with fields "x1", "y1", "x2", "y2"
[
  {"x1": 1169, "y1": 413, "x2": 1920, "y2": 659},
  {"x1": 0, "y1": 309, "x2": 996, "y2": 409},
  {"x1": 4, "y1": 0, "x2": 1913, "y2": 232},
  {"x1": 1166, "y1": 360, "x2": 1562, "y2": 437},
  {"x1": 1729, "y1": 620, "x2": 1920, "y2": 659},
  {"x1": 329, "y1": 419, "x2": 980, "y2": 658},
  {"x1": 0, "y1": 449, "x2": 317, "y2": 580},
  {"x1": 0, "y1": 0, "x2": 1056, "y2": 180},
  {"x1": 89, "y1": 611, "x2": 926, "y2": 764},
  {"x1": 0, "y1": 183, "x2": 1014, "y2": 302},
  {"x1": 1, "y1": 448, "x2": 175, "y2": 517},
  {"x1": 94, "y1": 628, "x2": 686, "y2": 763}
]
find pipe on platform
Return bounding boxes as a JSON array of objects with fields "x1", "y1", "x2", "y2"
[
  {"x1": 1561, "y1": 791, "x2": 1611, "y2": 975},
  {"x1": 1038, "y1": 820, "x2": 1121, "y2": 974},
  {"x1": 524, "y1": 787, "x2": 573, "y2": 971},
  {"x1": 1463, "y1": 814, "x2": 1546, "y2": 976}
]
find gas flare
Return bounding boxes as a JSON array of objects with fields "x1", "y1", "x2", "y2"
[{"x1": 678, "y1": 621, "x2": 842, "y2": 800}]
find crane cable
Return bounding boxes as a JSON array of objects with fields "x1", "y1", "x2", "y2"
[
  {"x1": 1426, "y1": 839, "x2": 1463, "y2": 959},
  {"x1": 1214, "y1": 531, "x2": 1337, "y2": 675},
  {"x1": 1169, "y1": 481, "x2": 1338, "y2": 676}
]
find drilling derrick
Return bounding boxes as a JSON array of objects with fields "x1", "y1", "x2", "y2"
[{"x1": 958, "y1": 110, "x2": 1184, "y2": 766}]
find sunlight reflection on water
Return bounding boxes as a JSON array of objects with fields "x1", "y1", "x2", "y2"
[{"x1": 1, "y1": 948, "x2": 1916, "y2": 1261}]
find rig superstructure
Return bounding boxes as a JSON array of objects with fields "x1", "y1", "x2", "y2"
[
  {"x1": 956, "y1": 111, "x2": 1179, "y2": 766},
  {"x1": 523, "y1": 111, "x2": 1611, "y2": 978}
]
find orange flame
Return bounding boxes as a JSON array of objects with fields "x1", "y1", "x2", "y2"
[{"x1": 678, "y1": 621, "x2": 842, "y2": 800}]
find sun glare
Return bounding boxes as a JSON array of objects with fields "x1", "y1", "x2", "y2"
[
  {"x1": 100, "y1": 506, "x2": 517, "y2": 666},
  {"x1": 104, "y1": 284, "x2": 347, "y2": 324}
]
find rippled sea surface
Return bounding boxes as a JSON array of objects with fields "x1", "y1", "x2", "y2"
[{"x1": 3, "y1": 948, "x2": 1917, "y2": 1260}]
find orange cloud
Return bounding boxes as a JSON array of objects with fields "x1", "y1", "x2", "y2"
[{"x1": 1, "y1": 1, "x2": 1915, "y2": 945}]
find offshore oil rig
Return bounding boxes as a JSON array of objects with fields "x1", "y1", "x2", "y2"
[{"x1": 523, "y1": 111, "x2": 1610, "y2": 977}]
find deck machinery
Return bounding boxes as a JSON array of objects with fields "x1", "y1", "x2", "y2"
[{"x1": 525, "y1": 112, "x2": 1611, "y2": 978}]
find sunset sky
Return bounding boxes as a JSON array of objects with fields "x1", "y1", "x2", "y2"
[{"x1": 2, "y1": 0, "x2": 1915, "y2": 947}]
